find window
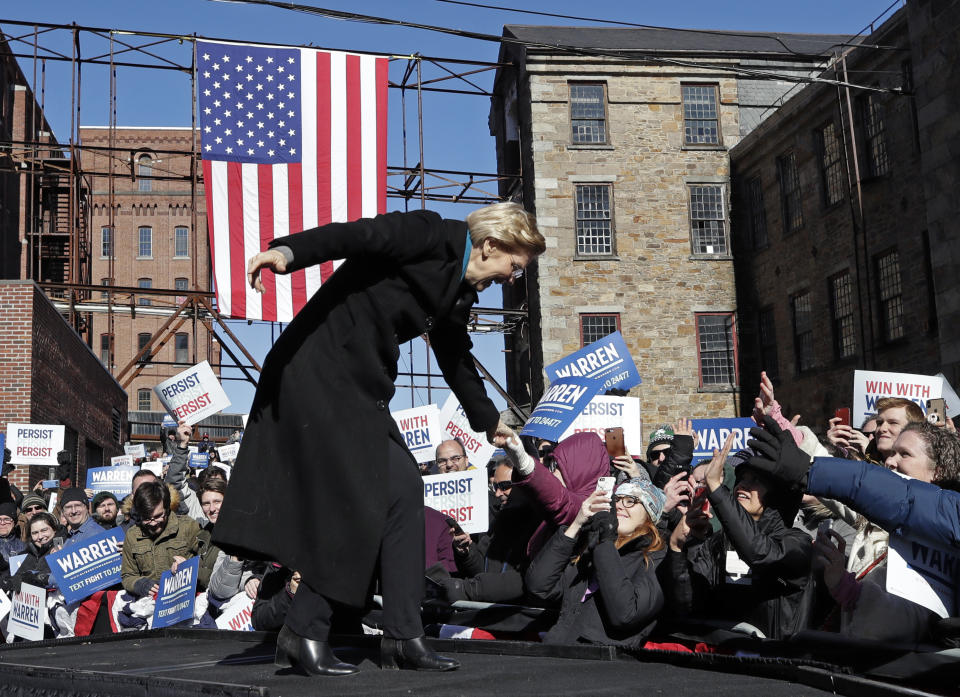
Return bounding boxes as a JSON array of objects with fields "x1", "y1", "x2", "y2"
[
  {"x1": 137, "y1": 389, "x2": 152, "y2": 411},
  {"x1": 99, "y1": 334, "x2": 111, "y2": 366},
  {"x1": 688, "y1": 185, "x2": 727, "y2": 255},
  {"x1": 138, "y1": 226, "x2": 152, "y2": 258},
  {"x1": 138, "y1": 155, "x2": 152, "y2": 192},
  {"x1": 175, "y1": 333, "x2": 189, "y2": 364},
  {"x1": 175, "y1": 226, "x2": 189, "y2": 257},
  {"x1": 695, "y1": 313, "x2": 737, "y2": 387},
  {"x1": 746, "y1": 176, "x2": 767, "y2": 249},
  {"x1": 138, "y1": 278, "x2": 152, "y2": 306},
  {"x1": 682, "y1": 84, "x2": 720, "y2": 145},
  {"x1": 817, "y1": 123, "x2": 845, "y2": 206},
  {"x1": 876, "y1": 250, "x2": 904, "y2": 341},
  {"x1": 175, "y1": 277, "x2": 189, "y2": 291},
  {"x1": 137, "y1": 332, "x2": 152, "y2": 364},
  {"x1": 777, "y1": 151, "x2": 803, "y2": 233},
  {"x1": 580, "y1": 314, "x2": 620, "y2": 347},
  {"x1": 859, "y1": 95, "x2": 890, "y2": 177},
  {"x1": 758, "y1": 307, "x2": 779, "y2": 380},
  {"x1": 830, "y1": 272, "x2": 857, "y2": 359},
  {"x1": 575, "y1": 184, "x2": 613, "y2": 256},
  {"x1": 100, "y1": 226, "x2": 112, "y2": 257},
  {"x1": 569, "y1": 84, "x2": 606, "y2": 144},
  {"x1": 791, "y1": 292, "x2": 815, "y2": 373},
  {"x1": 100, "y1": 277, "x2": 110, "y2": 300},
  {"x1": 111, "y1": 408, "x2": 122, "y2": 444}
]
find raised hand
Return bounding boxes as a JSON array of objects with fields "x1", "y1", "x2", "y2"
[{"x1": 246, "y1": 249, "x2": 289, "y2": 293}]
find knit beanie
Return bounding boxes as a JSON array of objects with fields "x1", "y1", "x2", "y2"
[
  {"x1": 20, "y1": 494, "x2": 47, "y2": 511},
  {"x1": 91, "y1": 491, "x2": 119, "y2": 510},
  {"x1": 615, "y1": 477, "x2": 666, "y2": 524},
  {"x1": 646, "y1": 424, "x2": 674, "y2": 459},
  {"x1": 60, "y1": 487, "x2": 88, "y2": 508},
  {"x1": 0, "y1": 501, "x2": 17, "y2": 520}
]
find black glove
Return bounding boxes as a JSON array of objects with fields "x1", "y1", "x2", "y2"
[
  {"x1": 746, "y1": 415, "x2": 811, "y2": 490},
  {"x1": 592, "y1": 511, "x2": 618, "y2": 545}
]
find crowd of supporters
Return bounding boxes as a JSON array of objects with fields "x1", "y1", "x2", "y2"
[{"x1": 0, "y1": 374, "x2": 957, "y2": 654}]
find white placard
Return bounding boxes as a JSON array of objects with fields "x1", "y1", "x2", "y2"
[
  {"x1": 422, "y1": 468, "x2": 489, "y2": 535},
  {"x1": 558, "y1": 396, "x2": 643, "y2": 454},
  {"x1": 9, "y1": 582, "x2": 46, "y2": 641},
  {"x1": 153, "y1": 361, "x2": 231, "y2": 426},
  {"x1": 47, "y1": 492, "x2": 58, "y2": 513},
  {"x1": 140, "y1": 461, "x2": 164, "y2": 477},
  {"x1": 438, "y1": 394, "x2": 496, "y2": 468},
  {"x1": 852, "y1": 370, "x2": 942, "y2": 427},
  {"x1": 124, "y1": 444, "x2": 147, "y2": 459},
  {"x1": 216, "y1": 443, "x2": 240, "y2": 463},
  {"x1": 111, "y1": 455, "x2": 135, "y2": 468},
  {"x1": 215, "y1": 593, "x2": 255, "y2": 631},
  {"x1": 0, "y1": 586, "x2": 10, "y2": 623},
  {"x1": 216, "y1": 463, "x2": 232, "y2": 480},
  {"x1": 392, "y1": 405, "x2": 443, "y2": 465},
  {"x1": 5, "y1": 423, "x2": 65, "y2": 467},
  {"x1": 887, "y1": 535, "x2": 957, "y2": 619},
  {"x1": 936, "y1": 373, "x2": 960, "y2": 418}
]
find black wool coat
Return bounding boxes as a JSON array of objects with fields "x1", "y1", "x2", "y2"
[{"x1": 212, "y1": 210, "x2": 500, "y2": 607}]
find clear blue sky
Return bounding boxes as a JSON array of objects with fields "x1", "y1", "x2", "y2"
[{"x1": 2, "y1": 0, "x2": 898, "y2": 415}]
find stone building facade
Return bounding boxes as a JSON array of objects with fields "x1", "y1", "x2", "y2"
[
  {"x1": 489, "y1": 26, "x2": 847, "y2": 432},
  {"x1": 730, "y1": 4, "x2": 959, "y2": 425}
]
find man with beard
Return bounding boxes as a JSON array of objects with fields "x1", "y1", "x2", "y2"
[{"x1": 91, "y1": 492, "x2": 122, "y2": 529}]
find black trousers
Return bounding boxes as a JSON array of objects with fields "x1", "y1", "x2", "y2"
[{"x1": 286, "y1": 438, "x2": 425, "y2": 640}]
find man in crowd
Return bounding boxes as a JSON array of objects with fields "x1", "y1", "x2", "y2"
[
  {"x1": 436, "y1": 439, "x2": 471, "y2": 473},
  {"x1": 92, "y1": 491, "x2": 122, "y2": 529},
  {"x1": 491, "y1": 462, "x2": 513, "y2": 510},
  {"x1": 0, "y1": 502, "x2": 25, "y2": 562},
  {"x1": 61, "y1": 488, "x2": 103, "y2": 546},
  {"x1": 19, "y1": 494, "x2": 48, "y2": 522},
  {"x1": 646, "y1": 424, "x2": 674, "y2": 469}
]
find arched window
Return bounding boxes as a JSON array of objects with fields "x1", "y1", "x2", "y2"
[{"x1": 138, "y1": 154, "x2": 153, "y2": 192}]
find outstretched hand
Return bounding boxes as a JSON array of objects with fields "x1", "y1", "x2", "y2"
[
  {"x1": 746, "y1": 415, "x2": 812, "y2": 489},
  {"x1": 704, "y1": 432, "x2": 736, "y2": 492},
  {"x1": 247, "y1": 249, "x2": 288, "y2": 293}
]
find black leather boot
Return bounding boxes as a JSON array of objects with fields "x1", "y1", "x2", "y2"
[
  {"x1": 380, "y1": 636, "x2": 460, "y2": 671},
  {"x1": 274, "y1": 625, "x2": 359, "y2": 676}
]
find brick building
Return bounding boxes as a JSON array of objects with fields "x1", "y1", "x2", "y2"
[
  {"x1": 730, "y1": 3, "x2": 960, "y2": 425},
  {"x1": 0, "y1": 280, "x2": 127, "y2": 491},
  {"x1": 79, "y1": 127, "x2": 221, "y2": 440},
  {"x1": 489, "y1": 26, "x2": 848, "y2": 432}
]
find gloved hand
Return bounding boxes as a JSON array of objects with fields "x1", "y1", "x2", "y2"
[
  {"x1": 592, "y1": 511, "x2": 619, "y2": 545},
  {"x1": 746, "y1": 415, "x2": 812, "y2": 490},
  {"x1": 502, "y1": 430, "x2": 535, "y2": 478}
]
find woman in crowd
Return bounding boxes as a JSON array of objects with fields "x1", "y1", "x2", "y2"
[
  {"x1": 525, "y1": 476, "x2": 666, "y2": 648},
  {"x1": 0, "y1": 502, "x2": 26, "y2": 565},
  {"x1": 665, "y1": 434, "x2": 813, "y2": 639},
  {"x1": 1, "y1": 512, "x2": 62, "y2": 594}
]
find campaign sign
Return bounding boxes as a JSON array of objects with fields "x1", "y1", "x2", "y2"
[
  {"x1": 559, "y1": 396, "x2": 643, "y2": 454},
  {"x1": 887, "y1": 536, "x2": 957, "y2": 619},
  {"x1": 111, "y1": 454, "x2": 135, "y2": 468},
  {"x1": 422, "y1": 468, "x2": 488, "y2": 535},
  {"x1": 852, "y1": 370, "x2": 942, "y2": 427},
  {"x1": 545, "y1": 331, "x2": 641, "y2": 393},
  {"x1": 86, "y1": 465, "x2": 139, "y2": 499},
  {"x1": 153, "y1": 556, "x2": 200, "y2": 629},
  {"x1": 161, "y1": 414, "x2": 177, "y2": 429},
  {"x1": 140, "y1": 461, "x2": 164, "y2": 478},
  {"x1": 47, "y1": 527, "x2": 123, "y2": 605},
  {"x1": 936, "y1": 373, "x2": 960, "y2": 418},
  {"x1": 216, "y1": 442, "x2": 240, "y2": 462},
  {"x1": 124, "y1": 444, "x2": 147, "y2": 459},
  {"x1": 520, "y1": 376, "x2": 602, "y2": 442},
  {"x1": 5, "y1": 423, "x2": 65, "y2": 467},
  {"x1": 438, "y1": 394, "x2": 496, "y2": 467},
  {"x1": 8, "y1": 554, "x2": 25, "y2": 576},
  {"x1": 690, "y1": 418, "x2": 757, "y2": 462},
  {"x1": 189, "y1": 453, "x2": 210, "y2": 469},
  {"x1": 392, "y1": 405, "x2": 442, "y2": 465},
  {"x1": 215, "y1": 593, "x2": 255, "y2": 631},
  {"x1": 9, "y1": 582, "x2": 46, "y2": 641},
  {"x1": 154, "y1": 361, "x2": 231, "y2": 426}
]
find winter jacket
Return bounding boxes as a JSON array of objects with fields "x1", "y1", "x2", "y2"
[
  {"x1": 196, "y1": 523, "x2": 221, "y2": 591},
  {"x1": 120, "y1": 512, "x2": 201, "y2": 596},
  {"x1": 164, "y1": 445, "x2": 207, "y2": 525},
  {"x1": 641, "y1": 434, "x2": 695, "y2": 489},
  {"x1": 251, "y1": 563, "x2": 294, "y2": 632},
  {"x1": 64, "y1": 516, "x2": 104, "y2": 548},
  {"x1": 665, "y1": 485, "x2": 813, "y2": 639},
  {"x1": 1, "y1": 538, "x2": 58, "y2": 593},
  {"x1": 424, "y1": 506, "x2": 457, "y2": 574},
  {"x1": 526, "y1": 526, "x2": 665, "y2": 649},
  {"x1": 0, "y1": 529, "x2": 26, "y2": 561}
]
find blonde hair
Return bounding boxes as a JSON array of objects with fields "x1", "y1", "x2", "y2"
[{"x1": 466, "y1": 202, "x2": 545, "y2": 257}]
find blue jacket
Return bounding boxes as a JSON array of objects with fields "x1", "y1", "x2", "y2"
[
  {"x1": 64, "y1": 516, "x2": 105, "y2": 548},
  {"x1": 807, "y1": 457, "x2": 960, "y2": 550}
]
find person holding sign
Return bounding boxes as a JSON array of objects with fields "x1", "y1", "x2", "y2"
[
  {"x1": 215, "y1": 203, "x2": 544, "y2": 676},
  {"x1": 2, "y1": 512, "x2": 62, "y2": 595}
]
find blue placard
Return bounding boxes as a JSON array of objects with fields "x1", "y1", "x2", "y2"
[
  {"x1": 520, "y1": 376, "x2": 602, "y2": 441},
  {"x1": 8, "y1": 553, "x2": 25, "y2": 576},
  {"x1": 690, "y1": 418, "x2": 757, "y2": 462},
  {"x1": 161, "y1": 414, "x2": 177, "y2": 429},
  {"x1": 189, "y1": 453, "x2": 209, "y2": 469},
  {"x1": 152, "y1": 556, "x2": 199, "y2": 629},
  {"x1": 0, "y1": 433, "x2": 5, "y2": 457},
  {"x1": 544, "y1": 331, "x2": 641, "y2": 393},
  {"x1": 46, "y1": 527, "x2": 123, "y2": 605},
  {"x1": 86, "y1": 465, "x2": 140, "y2": 499}
]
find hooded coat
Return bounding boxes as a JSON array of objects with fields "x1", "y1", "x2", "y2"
[{"x1": 212, "y1": 210, "x2": 499, "y2": 608}]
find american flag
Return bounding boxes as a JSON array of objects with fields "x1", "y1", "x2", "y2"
[{"x1": 197, "y1": 40, "x2": 388, "y2": 321}]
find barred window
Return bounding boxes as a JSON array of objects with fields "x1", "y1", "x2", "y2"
[
  {"x1": 876, "y1": 250, "x2": 904, "y2": 341},
  {"x1": 777, "y1": 151, "x2": 803, "y2": 233},
  {"x1": 175, "y1": 277, "x2": 189, "y2": 291},
  {"x1": 791, "y1": 292, "x2": 815, "y2": 373},
  {"x1": 138, "y1": 155, "x2": 152, "y2": 192},
  {"x1": 175, "y1": 333, "x2": 189, "y2": 364},
  {"x1": 138, "y1": 278, "x2": 152, "y2": 307},
  {"x1": 758, "y1": 307, "x2": 779, "y2": 380},
  {"x1": 575, "y1": 184, "x2": 613, "y2": 256},
  {"x1": 818, "y1": 123, "x2": 845, "y2": 206},
  {"x1": 570, "y1": 84, "x2": 606, "y2": 144},
  {"x1": 138, "y1": 226, "x2": 152, "y2": 258},
  {"x1": 175, "y1": 226, "x2": 189, "y2": 257},
  {"x1": 682, "y1": 85, "x2": 720, "y2": 145},
  {"x1": 100, "y1": 226, "x2": 112, "y2": 257},
  {"x1": 746, "y1": 176, "x2": 767, "y2": 249},
  {"x1": 830, "y1": 271, "x2": 857, "y2": 358},
  {"x1": 137, "y1": 389, "x2": 152, "y2": 411},
  {"x1": 696, "y1": 313, "x2": 737, "y2": 387},
  {"x1": 688, "y1": 185, "x2": 727, "y2": 255},
  {"x1": 860, "y1": 95, "x2": 890, "y2": 177},
  {"x1": 580, "y1": 314, "x2": 620, "y2": 347}
]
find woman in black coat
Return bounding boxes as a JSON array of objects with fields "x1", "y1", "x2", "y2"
[{"x1": 213, "y1": 204, "x2": 544, "y2": 676}]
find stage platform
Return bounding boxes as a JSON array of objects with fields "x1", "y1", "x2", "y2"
[{"x1": 0, "y1": 629, "x2": 951, "y2": 697}]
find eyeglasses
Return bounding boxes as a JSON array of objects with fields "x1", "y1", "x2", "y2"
[
  {"x1": 614, "y1": 495, "x2": 641, "y2": 509},
  {"x1": 436, "y1": 455, "x2": 464, "y2": 467},
  {"x1": 0, "y1": 518, "x2": 14, "y2": 525},
  {"x1": 492, "y1": 481, "x2": 513, "y2": 492},
  {"x1": 24, "y1": 505, "x2": 45, "y2": 513},
  {"x1": 142, "y1": 511, "x2": 168, "y2": 524},
  {"x1": 509, "y1": 255, "x2": 524, "y2": 280}
]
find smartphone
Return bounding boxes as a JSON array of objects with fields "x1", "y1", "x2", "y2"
[
  {"x1": 41, "y1": 480, "x2": 59, "y2": 489},
  {"x1": 834, "y1": 408, "x2": 851, "y2": 428},
  {"x1": 443, "y1": 515, "x2": 465, "y2": 537},
  {"x1": 692, "y1": 484, "x2": 710, "y2": 514},
  {"x1": 604, "y1": 427, "x2": 626, "y2": 458},
  {"x1": 817, "y1": 519, "x2": 833, "y2": 538},
  {"x1": 927, "y1": 398, "x2": 947, "y2": 426},
  {"x1": 596, "y1": 476, "x2": 616, "y2": 497}
]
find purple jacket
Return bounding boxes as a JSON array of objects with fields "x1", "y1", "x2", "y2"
[
  {"x1": 424, "y1": 506, "x2": 457, "y2": 573},
  {"x1": 515, "y1": 432, "x2": 610, "y2": 559}
]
